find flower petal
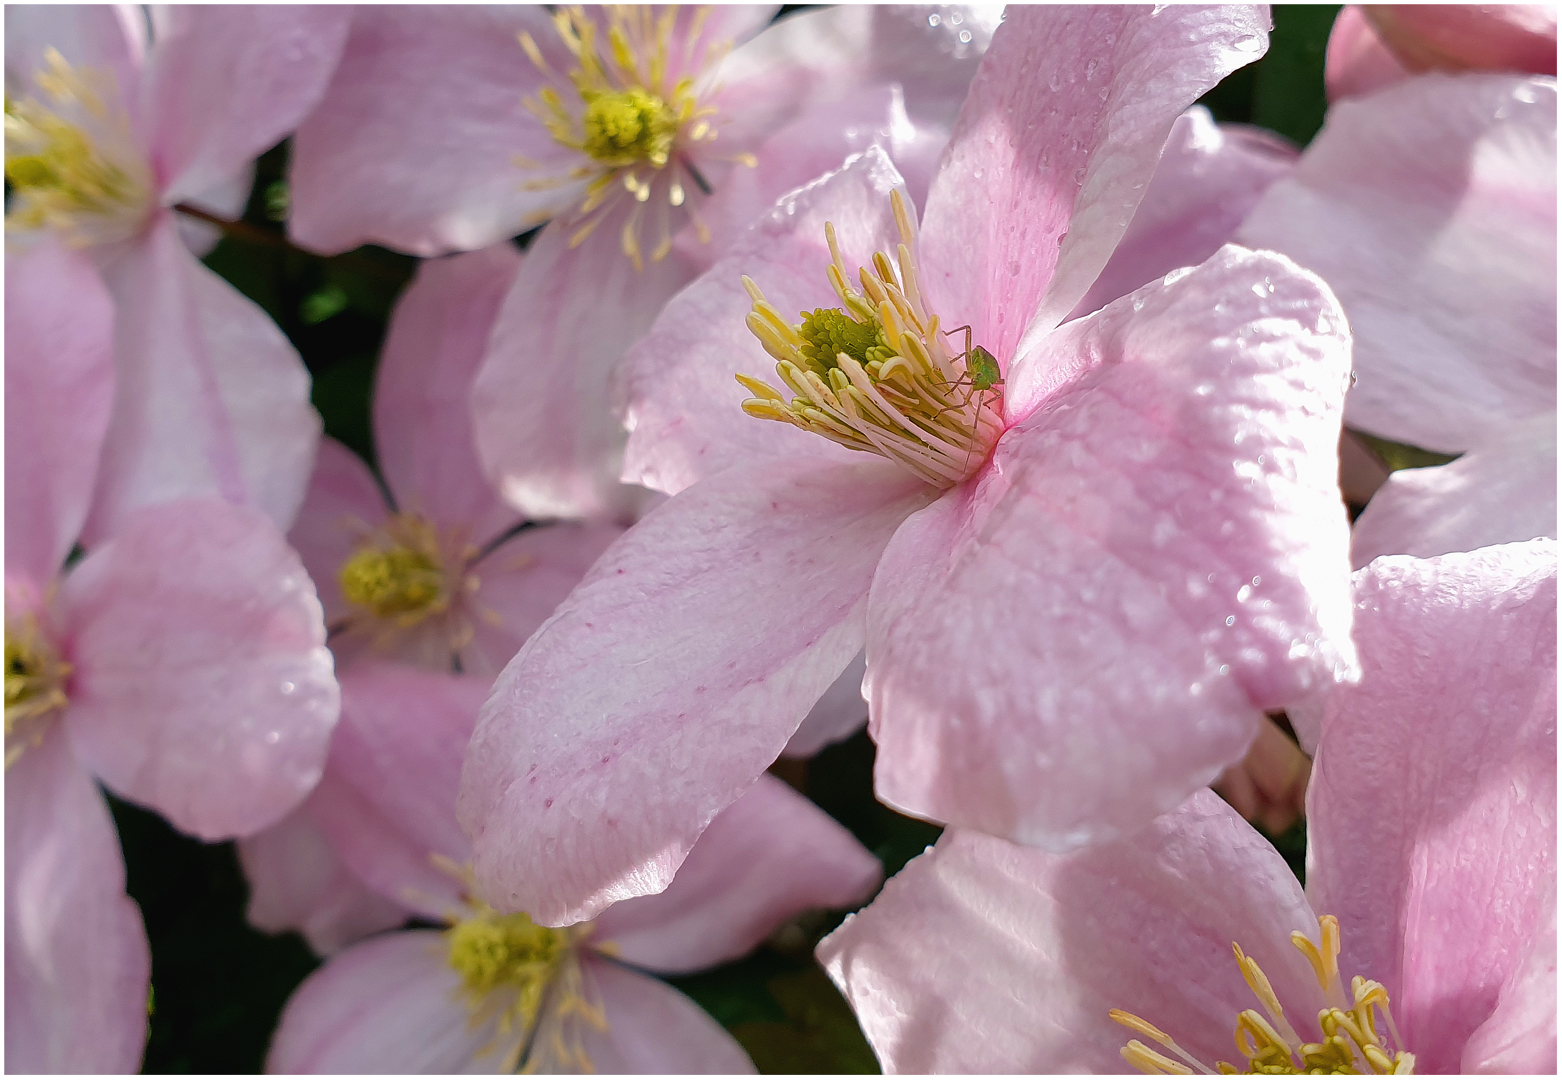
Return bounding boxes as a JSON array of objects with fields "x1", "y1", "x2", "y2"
[
  {"x1": 1237, "y1": 73, "x2": 1557, "y2": 454},
  {"x1": 374, "y1": 243, "x2": 521, "y2": 541},
  {"x1": 1067, "y1": 106, "x2": 1297, "y2": 320},
  {"x1": 145, "y1": 5, "x2": 349, "y2": 205},
  {"x1": 1305, "y1": 541, "x2": 1557, "y2": 1074},
  {"x1": 593, "y1": 773, "x2": 881, "y2": 973},
  {"x1": 83, "y1": 213, "x2": 321, "y2": 544},
  {"x1": 237, "y1": 807, "x2": 409, "y2": 957},
  {"x1": 286, "y1": 6, "x2": 568, "y2": 256},
  {"x1": 61, "y1": 498, "x2": 340, "y2": 840},
  {"x1": 1461, "y1": 905, "x2": 1557, "y2": 1074},
  {"x1": 5, "y1": 236, "x2": 116, "y2": 586},
  {"x1": 5, "y1": 724, "x2": 149, "y2": 1074},
  {"x1": 919, "y1": 5, "x2": 1269, "y2": 377},
  {"x1": 266, "y1": 929, "x2": 508, "y2": 1073},
  {"x1": 458, "y1": 456, "x2": 932, "y2": 925},
  {"x1": 869, "y1": 246, "x2": 1358, "y2": 849},
  {"x1": 816, "y1": 791, "x2": 1322, "y2": 1073},
  {"x1": 1350, "y1": 411, "x2": 1557, "y2": 568},
  {"x1": 783, "y1": 649, "x2": 868, "y2": 759},
  {"x1": 1365, "y1": 5, "x2": 1558, "y2": 77},
  {"x1": 575, "y1": 956, "x2": 755, "y2": 1074},
  {"x1": 5, "y1": 4, "x2": 146, "y2": 137},
  {"x1": 620, "y1": 147, "x2": 904, "y2": 497},
  {"x1": 285, "y1": 437, "x2": 390, "y2": 628},
  {"x1": 1324, "y1": 6, "x2": 1412, "y2": 101}
]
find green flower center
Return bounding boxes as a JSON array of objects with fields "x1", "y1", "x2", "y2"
[{"x1": 580, "y1": 87, "x2": 678, "y2": 166}]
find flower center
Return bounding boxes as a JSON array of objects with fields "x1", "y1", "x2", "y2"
[
  {"x1": 736, "y1": 189, "x2": 1006, "y2": 488},
  {"x1": 4, "y1": 48, "x2": 152, "y2": 247},
  {"x1": 5, "y1": 611, "x2": 70, "y2": 769},
  {"x1": 1110, "y1": 915, "x2": 1415, "y2": 1075},
  {"x1": 516, "y1": 6, "x2": 742, "y2": 269}
]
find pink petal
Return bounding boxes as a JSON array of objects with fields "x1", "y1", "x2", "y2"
[
  {"x1": 284, "y1": 437, "x2": 390, "y2": 627},
  {"x1": 817, "y1": 791, "x2": 1323, "y2": 1073},
  {"x1": 287, "y1": 6, "x2": 569, "y2": 256},
  {"x1": 1067, "y1": 107, "x2": 1298, "y2": 320},
  {"x1": 868, "y1": 246, "x2": 1358, "y2": 849},
  {"x1": 457, "y1": 457, "x2": 932, "y2": 925},
  {"x1": 266, "y1": 929, "x2": 508, "y2": 1073},
  {"x1": 470, "y1": 211, "x2": 693, "y2": 521},
  {"x1": 61, "y1": 498, "x2": 340, "y2": 841},
  {"x1": 307, "y1": 663, "x2": 491, "y2": 919},
  {"x1": 237, "y1": 807, "x2": 409, "y2": 956},
  {"x1": 575, "y1": 955, "x2": 755, "y2": 1074},
  {"x1": 1365, "y1": 5, "x2": 1558, "y2": 77},
  {"x1": 919, "y1": 5, "x2": 1269, "y2": 380},
  {"x1": 1237, "y1": 74, "x2": 1556, "y2": 454},
  {"x1": 374, "y1": 243, "x2": 521, "y2": 540},
  {"x1": 5, "y1": 236, "x2": 116, "y2": 586},
  {"x1": 783, "y1": 650, "x2": 868, "y2": 759},
  {"x1": 462, "y1": 520, "x2": 626, "y2": 680},
  {"x1": 145, "y1": 5, "x2": 349, "y2": 205},
  {"x1": 1305, "y1": 541, "x2": 1557, "y2": 1074},
  {"x1": 1350, "y1": 412, "x2": 1557, "y2": 567},
  {"x1": 1325, "y1": 6, "x2": 1413, "y2": 101},
  {"x1": 5, "y1": 5, "x2": 147, "y2": 140},
  {"x1": 82, "y1": 213, "x2": 321, "y2": 544},
  {"x1": 593, "y1": 773, "x2": 881, "y2": 973},
  {"x1": 620, "y1": 147, "x2": 904, "y2": 497},
  {"x1": 1461, "y1": 907, "x2": 1557, "y2": 1074},
  {"x1": 5, "y1": 724, "x2": 149, "y2": 1074}
]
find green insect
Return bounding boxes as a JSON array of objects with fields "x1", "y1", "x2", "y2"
[{"x1": 931, "y1": 324, "x2": 1004, "y2": 422}]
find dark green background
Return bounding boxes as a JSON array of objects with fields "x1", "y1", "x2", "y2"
[{"x1": 113, "y1": 7, "x2": 1338, "y2": 1072}]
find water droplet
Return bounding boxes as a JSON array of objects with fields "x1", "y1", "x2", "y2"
[
  {"x1": 1225, "y1": 615, "x2": 1236, "y2": 627},
  {"x1": 1218, "y1": 664, "x2": 1230, "y2": 675},
  {"x1": 1237, "y1": 585, "x2": 1253, "y2": 602},
  {"x1": 1251, "y1": 576, "x2": 1261, "y2": 587},
  {"x1": 928, "y1": 13, "x2": 941, "y2": 26},
  {"x1": 1514, "y1": 84, "x2": 1538, "y2": 104},
  {"x1": 281, "y1": 681, "x2": 296, "y2": 694},
  {"x1": 1048, "y1": 71, "x2": 1063, "y2": 92},
  {"x1": 958, "y1": 29, "x2": 972, "y2": 43},
  {"x1": 950, "y1": 10, "x2": 963, "y2": 24}
]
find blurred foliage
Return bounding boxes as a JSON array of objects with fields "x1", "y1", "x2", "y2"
[{"x1": 118, "y1": 9, "x2": 1340, "y2": 1073}]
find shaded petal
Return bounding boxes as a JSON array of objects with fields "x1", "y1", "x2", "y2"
[
  {"x1": 782, "y1": 649, "x2": 868, "y2": 759},
  {"x1": 1305, "y1": 541, "x2": 1557, "y2": 1073},
  {"x1": 1325, "y1": 6, "x2": 1412, "y2": 101},
  {"x1": 1461, "y1": 906, "x2": 1557, "y2": 1074},
  {"x1": 237, "y1": 807, "x2": 409, "y2": 957},
  {"x1": 1365, "y1": 5, "x2": 1558, "y2": 77},
  {"x1": 1238, "y1": 73, "x2": 1557, "y2": 453},
  {"x1": 5, "y1": 5, "x2": 146, "y2": 138},
  {"x1": 146, "y1": 5, "x2": 350, "y2": 204},
  {"x1": 308, "y1": 663, "x2": 491, "y2": 919},
  {"x1": 817, "y1": 791, "x2": 1323, "y2": 1073},
  {"x1": 84, "y1": 213, "x2": 321, "y2": 544},
  {"x1": 593, "y1": 773, "x2": 881, "y2": 973},
  {"x1": 5, "y1": 724, "x2": 149, "y2": 1074},
  {"x1": 1067, "y1": 107, "x2": 1298, "y2": 320},
  {"x1": 61, "y1": 498, "x2": 340, "y2": 840},
  {"x1": 471, "y1": 208, "x2": 692, "y2": 521},
  {"x1": 1350, "y1": 411, "x2": 1557, "y2": 567},
  {"x1": 575, "y1": 956, "x2": 754, "y2": 1074},
  {"x1": 919, "y1": 5, "x2": 1269, "y2": 379},
  {"x1": 266, "y1": 929, "x2": 510, "y2": 1073},
  {"x1": 5, "y1": 236, "x2": 116, "y2": 586},
  {"x1": 621, "y1": 147, "x2": 904, "y2": 497},
  {"x1": 869, "y1": 247, "x2": 1358, "y2": 849},
  {"x1": 375, "y1": 243, "x2": 521, "y2": 540},
  {"x1": 462, "y1": 520, "x2": 625, "y2": 680},
  {"x1": 285, "y1": 437, "x2": 390, "y2": 627},
  {"x1": 458, "y1": 457, "x2": 932, "y2": 925},
  {"x1": 287, "y1": 6, "x2": 568, "y2": 256}
]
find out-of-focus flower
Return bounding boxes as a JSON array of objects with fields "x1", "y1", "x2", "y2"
[
  {"x1": 4, "y1": 5, "x2": 349, "y2": 541},
  {"x1": 457, "y1": 5, "x2": 1364, "y2": 928},
  {"x1": 819, "y1": 540, "x2": 1557, "y2": 1074},
  {"x1": 1327, "y1": 5, "x2": 1558, "y2": 101},
  {"x1": 287, "y1": 4, "x2": 1000, "y2": 520},
  {"x1": 264, "y1": 662, "x2": 882, "y2": 1073},
  {"x1": 5, "y1": 237, "x2": 340, "y2": 1072},
  {"x1": 1238, "y1": 74, "x2": 1557, "y2": 566},
  {"x1": 1209, "y1": 712, "x2": 1311, "y2": 837}
]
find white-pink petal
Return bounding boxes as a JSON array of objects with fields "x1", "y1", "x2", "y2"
[{"x1": 575, "y1": 955, "x2": 755, "y2": 1074}]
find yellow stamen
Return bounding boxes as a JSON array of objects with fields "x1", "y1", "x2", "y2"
[
  {"x1": 333, "y1": 514, "x2": 484, "y2": 662},
  {"x1": 4, "y1": 608, "x2": 69, "y2": 769}
]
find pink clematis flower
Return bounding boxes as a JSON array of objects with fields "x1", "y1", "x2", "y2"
[
  {"x1": 264, "y1": 661, "x2": 882, "y2": 1073},
  {"x1": 237, "y1": 244, "x2": 623, "y2": 952},
  {"x1": 1238, "y1": 73, "x2": 1557, "y2": 566},
  {"x1": 287, "y1": 4, "x2": 999, "y2": 520},
  {"x1": 6, "y1": 238, "x2": 340, "y2": 1071},
  {"x1": 819, "y1": 540, "x2": 1556, "y2": 1074},
  {"x1": 458, "y1": 4, "x2": 1362, "y2": 928},
  {"x1": 4, "y1": 4, "x2": 349, "y2": 541}
]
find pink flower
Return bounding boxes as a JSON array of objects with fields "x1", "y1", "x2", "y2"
[
  {"x1": 1238, "y1": 74, "x2": 1557, "y2": 566},
  {"x1": 457, "y1": 5, "x2": 1360, "y2": 928},
  {"x1": 1327, "y1": 5, "x2": 1558, "y2": 102},
  {"x1": 263, "y1": 662, "x2": 882, "y2": 1073},
  {"x1": 5, "y1": 237, "x2": 340, "y2": 1071},
  {"x1": 4, "y1": 5, "x2": 349, "y2": 540},
  {"x1": 819, "y1": 540, "x2": 1557, "y2": 1074}
]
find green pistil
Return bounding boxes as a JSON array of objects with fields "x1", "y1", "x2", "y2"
[
  {"x1": 580, "y1": 87, "x2": 677, "y2": 166},
  {"x1": 798, "y1": 307, "x2": 887, "y2": 370}
]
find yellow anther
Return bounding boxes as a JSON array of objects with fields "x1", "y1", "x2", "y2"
[
  {"x1": 340, "y1": 544, "x2": 447, "y2": 622},
  {"x1": 1291, "y1": 915, "x2": 1348, "y2": 1008},
  {"x1": 4, "y1": 610, "x2": 70, "y2": 769}
]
